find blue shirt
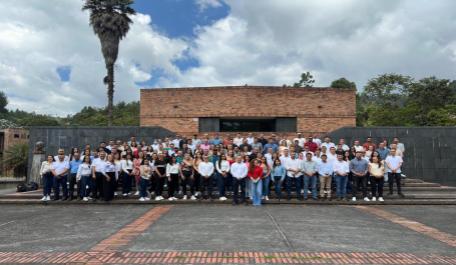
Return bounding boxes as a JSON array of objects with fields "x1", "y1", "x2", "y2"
[
  {"x1": 210, "y1": 138, "x2": 222, "y2": 145},
  {"x1": 272, "y1": 165, "x2": 286, "y2": 178},
  {"x1": 263, "y1": 143, "x2": 278, "y2": 154},
  {"x1": 69, "y1": 159, "x2": 83, "y2": 174},
  {"x1": 377, "y1": 147, "x2": 390, "y2": 160}
]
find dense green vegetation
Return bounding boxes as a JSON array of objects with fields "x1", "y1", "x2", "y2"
[{"x1": 1, "y1": 73, "x2": 455, "y2": 127}]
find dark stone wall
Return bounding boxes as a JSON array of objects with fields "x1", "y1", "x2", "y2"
[
  {"x1": 27, "y1": 126, "x2": 175, "y2": 181},
  {"x1": 329, "y1": 127, "x2": 456, "y2": 186}
]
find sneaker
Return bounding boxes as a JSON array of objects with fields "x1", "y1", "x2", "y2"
[
  {"x1": 114, "y1": 192, "x2": 118, "y2": 196},
  {"x1": 87, "y1": 196, "x2": 93, "y2": 200},
  {"x1": 371, "y1": 197, "x2": 377, "y2": 201},
  {"x1": 46, "y1": 196, "x2": 51, "y2": 201},
  {"x1": 134, "y1": 191, "x2": 139, "y2": 196},
  {"x1": 183, "y1": 195, "x2": 188, "y2": 200},
  {"x1": 83, "y1": 197, "x2": 89, "y2": 201},
  {"x1": 41, "y1": 196, "x2": 47, "y2": 201},
  {"x1": 379, "y1": 197, "x2": 384, "y2": 202},
  {"x1": 144, "y1": 197, "x2": 151, "y2": 201},
  {"x1": 261, "y1": 196, "x2": 265, "y2": 200},
  {"x1": 123, "y1": 193, "x2": 128, "y2": 197},
  {"x1": 265, "y1": 196, "x2": 269, "y2": 201},
  {"x1": 155, "y1": 196, "x2": 163, "y2": 201},
  {"x1": 363, "y1": 197, "x2": 370, "y2": 201},
  {"x1": 139, "y1": 197, "x2": 145, "y2": 201},
  {"x1": 351, "y1": 197, "x2": 357, "y2": 202},
  {"x1": 219, "y1": 196, "x2": 227, "y2": 201},
  {"x1": 190, "y1": 195, "x2": 197, "y2": 200}
]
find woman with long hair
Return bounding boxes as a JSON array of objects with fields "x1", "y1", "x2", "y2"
[
  {"x1": 248, "y1": 159, "x2": 263, "y2": 206},
  {"x1": 271, "y1": 159, "x2": 286, "y2": 200},
  {"x1": 166, "y1": 156, "x2": 180, "y2": 201},
  {"x1": 103, "y1": 154, "x2": 118, "y2": 201},
  {"x1": 39, "y1": 155, "x2": 54, "y2": 201},
  {"x1": 260, "y1": 157, "x2": 271, "y2": 201},
  {"x1": 77, "y1": 155, "x2": 92, "y2": 201},
  {"x1": 216, "y1": 154, "x2": 230, "y2": 201},
  {"x1": 139, "y1": 157, "x2": 152, "y2": 201},
  {"x1": 180, "y1": 153, "x2": 195, "y2": 200},
  {"x1": 153, "y1": 153, "x2": 167, "y2": 201},
  {"x1": 369, "y1": 155, "x2": 386, "y2": 202},
  {"x1": 132, "y1": 151, "x2": 144, "y2": 196},
  {"x1": 192, "y1": 152, "x2": 203, "y2": 197}
]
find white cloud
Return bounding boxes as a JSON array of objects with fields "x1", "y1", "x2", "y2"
[
  {"x1": 195, "y1": 0, "x2": 223, "y2": 12},
  {"x1": 0, "y1": 0, "x2": 187, "y2": 115}
]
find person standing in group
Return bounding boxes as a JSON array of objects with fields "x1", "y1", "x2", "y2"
[
  {"x1": 198, "y1": 155, "x2": 215, "y2": 200},
  {"x1": 102, "y1": 154, "x2": 118, "y2": 201},
  {"x1": 271, "y1": 159, "x2": 286, "y2": 200},
  {"x1": 333, "y1": 154, "x2": 350, "y2": 201},
  {"x1": 139, "y1": 157, "x2": 152, "y2": 201},
  {"x1": 180, "y1": 153, "x2": 196, "y2": 200},
  {"x1": 154, "y1": 153, "x2": 167, "y2": 201},
  {"x1": 77, "y1": 155, "x2": 92, "y2": 201},
  {"x1": 113, "y1": 152, "x2": 122, "y2": 197},
  {"x1": 166, "y1": 156, "x2": 180, "y2": 201},
  {"x1": 369, "y1": 156, "x2": 386, "y2": 201},
  {"x1": 260, "y1": 157, "x2": 271, "y2": 201},
  {"x1": 230, "y1": 155, "x2": 249, "y2": 205},
  {"x1": 193, "y1": 152, "x2": 203, "y2": 197},
  {"x1": 285, "y1": 152, "x2": 303, "y2": 200},
  {"x1": 51, "y1": 149, "x2": 70, "y2": 201},
  {"x1": 39, "y1": 155, "x2": 54, "y2": 201},
  {"x1": 248, "y1": 159, "x2": 263, "y2": 206},
  {"x1": 385, "y1": 148, "x2": 404, "y2": 198},
  {"x1": 120, "y1": 153, "x2": 134, "y2": 196},
  {"x1": 317, "y1": 154, "x2": 333, "y2": 200},
  {"x1": 302, "y1": 152, "x2": 318, "y2": 200},
  {"x1": 91, "y1": 150, "x2": 107, "y2": 200},
  {"x1": 216, "y1": 154, "x2": 230, "y2": 201},
  {"x1": 132, "y1": 152, "x2": 144, "y2": 196},
  {"x1": 350, "y1": 151, "x2": 369, "y2": 201},
  {"x1": 68, "y1": 152, "x2": 82, "y2": 201}
]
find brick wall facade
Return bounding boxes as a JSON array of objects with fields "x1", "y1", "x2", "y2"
[{"x1": 140, "y1": 86, "x2": 356, "y2": 136}]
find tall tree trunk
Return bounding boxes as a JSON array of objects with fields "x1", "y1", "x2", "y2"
[{"x1": 107, "y1": 64, "x2": 114, "y2": 126}]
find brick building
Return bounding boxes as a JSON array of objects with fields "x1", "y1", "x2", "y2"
[{"x1": 140, "y1": 86, "x2": 356, "y2": 136}]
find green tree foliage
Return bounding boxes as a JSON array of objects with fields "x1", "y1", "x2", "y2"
[
  {"x1": 293, "y1": 71, "x2": 315, "y2": 87},
  {"x1": 330, "y1": 78, "x2": 356, "y2": 89},
  {"x1": 3, "y1": 143, "x2": 28, "y2": 170},
  {"x1": 0, "y1": 91, "x2": 8, "y2": 113},
  {"x1": 64, "y1": 101, "x2": 139, "y2": 126}
]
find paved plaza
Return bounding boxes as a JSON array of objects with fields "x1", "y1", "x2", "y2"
[{"x1": 0, "y1": 204, "x2": 455, "y2": 264}]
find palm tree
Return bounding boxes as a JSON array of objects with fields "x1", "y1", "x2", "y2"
[{"x1": 82, "y1": 0, "x2": 136, "y2": 126}]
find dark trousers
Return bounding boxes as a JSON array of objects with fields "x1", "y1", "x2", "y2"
[
  {"x1": 122, "y1": 171, "x2": 132, "y2": 194},
  {"x1": 371, "y1": 177, "x2": 384, "y2": 198},
  {"x1": 42, "y1": 172, "x2": 53, "y2": 196},
  {"x1": 352, "y1": 175, "x2": 367, "y2": 198},
  {"x1": 155, "y1": 175, "x2": 165, "y2": 196},
  {"x1": 232, "y1": 177, "x2": 246, "y2": 204},
  {"x1": 139, "y1": 178, "x2": 149, "y2": 198},
  {"x1": 103, "y1": 172, "x2": 115, "y2": 201},
  {"x1": 68, "y1": 173, "x2": 77, "y2": 199},
  {"x1": 181, "y1": 171, "x2": 195, "y2": 196},
  {"x1": 80, "y1": 175, "x2": 91, "y2": 198},
  {"x1": 168, "y1": 173, "x2": 179, "y2": 197},
  {"x1": 92, "y1": 172, "x2": 104, "y2": 199},
  {"x1": 286, "y1": 176, "x2": 302, "y2": 199},
  {"x1": 53, "y1": 175, "x2": 68, "y2": 199},
  {"x1": 193, "y1": 172, "x2": 201, "y2": 192},
  {"x1": 388, "y1": 172, "x2": 402, "y2": 194},
  {"x1": 217, "y1": 173, "x2": 230, "y2": 197},
  {"x1": 201, "y1": 176, "x2": 213, "y2": 199}
]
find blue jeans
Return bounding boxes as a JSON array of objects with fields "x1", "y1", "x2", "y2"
[
  {"x1": 42, "y1": 172, "x2": 53, "y2": 196},
  {"x1": 286, "y1": 176, "x2": 302, "y2": 199},
  {"x1": 262, "y1": 175, "x2": 271, "y2": 196},
  {"x1": 250, "y1": 179, "x2": 262, "y2": 206},
  {"x1": 335, "y1": 175, "x2": 348, "y2": 198},
  {"x1": 139, "y1": 178, "x2": 149, "y2": 198},
  {"x1": 303, "y1": 175, "x2": 317, "y2": 199},
  {"x1": 273, "y1": 176, "x2": 284, "y2": 199},
  {"x1": 53, "y1": 175, "x2": 68, "y2": 199},
  {"x1": 80, "y1": 175, "x2": 91, "y2": 197},
  {"x1": 245, "y1": 178, "x2": 251, "y2": 197}
]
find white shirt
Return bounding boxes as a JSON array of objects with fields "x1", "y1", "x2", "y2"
[
  {"x1": 326, "y1": 153, "x2": 337, "y2": 165},
  {"x1": 76, "y1": 163, "x2": 92, "y2": 180},
  {"x1": 341, "y1": 144, "x2": 350, "y2": 151},
  {"x1": 279, "y1": 155, "x2": 291, "y2": 166},
  {"x1": 354, "y1": 145, "x2": 365, "y2": 152},
  {"x1": 313, "y1": 138, "x2": 322, "y2": 147},
  {"x1": 246, "y1": 137, "x2": 254, "y2": 145},
  {"x1": 317, "y1": 161, "x2": 334, "y2": 176},
  {"x1": 51, "y1": 160, "x2": 69, "y2": 176},
  {"x1": 166, "y1": 163, "x2": 180, "y2": 176},
  {"x1": 293, "y1": 137, "x2": 306, "y2": 147},
  {"x1": 385, "y1": 155, "x2": 403, "y2": 173},
  {"x1": 92, "y1": 157, "x2": 107, "y2": 173},
  {"x1": 40, "y1": 161, "x2": 53, "y2": 176},
  {"x1": 333, "y1": 160, "x2": 350, "y2": 175},
  {"x1": 120, "y1": 159, "x2": 133, "y2": 173},
  {"x1": 198, "y1": 162, "x2": 214, "y2": 177},
  {"x1": 233, "y1": 137, "x2": 244, "y2": 146},
  {"x1": 264, "y1": 153, "x2": 273, "y2": 168},
  {"x1": 230, "y1": 162, "x2": 248, "y2": 179},
  {"x1": 312, "y1": 155, "x2": 322, "y2": 164},
  {"x1": 216, "y1": 160, "x2": 230, "y2": 174},
  {"x1": 285, "y1": 158, "x2": 302, "y2": 178},
  {"x1": 321, "y1": 142, "x2": 336, "y2": 150}
]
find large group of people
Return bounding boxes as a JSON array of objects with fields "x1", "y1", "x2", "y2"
[{"x1": 39, "y1": 133, "x2": 405, "y2": 205}]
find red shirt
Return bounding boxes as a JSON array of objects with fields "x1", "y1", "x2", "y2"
[
  {"x1": 363, "y1": 142, "x2": 376, "y2": 151},
  {"x1": 304, "y1": 141, "x2": 318, "y2": 152},
  {"x1": 248, "y1": 166, "x2": 263, "y2": 180}
]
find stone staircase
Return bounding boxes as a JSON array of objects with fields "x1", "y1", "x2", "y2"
[{"x1": 0, "y1": 178, "x2": 455, "y2": 205}]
